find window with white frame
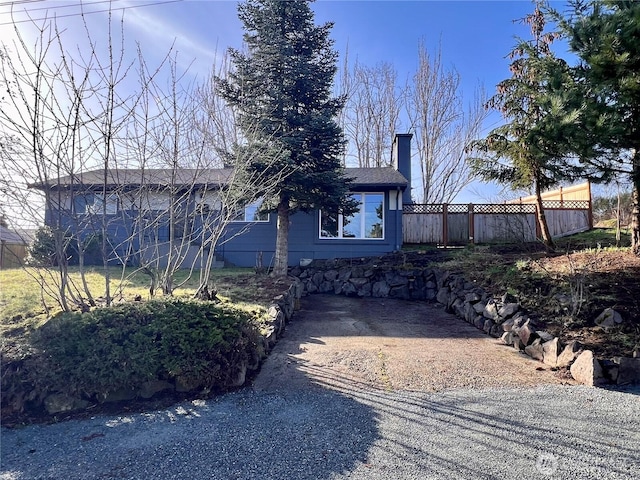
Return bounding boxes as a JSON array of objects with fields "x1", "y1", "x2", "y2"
[
  {"x1": 86, "y1": 193, "x2": 118, "y2": 215},
  {"x1": 231, "y1": 198, "x2": 269, "y2": 222},
  {"x1": 320, "y1": 193, "x2": 384, "y2": 239}
]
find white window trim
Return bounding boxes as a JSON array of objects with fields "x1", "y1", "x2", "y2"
[{"x1": 319, "y1": 192, "x2": 385, "y2": 240}]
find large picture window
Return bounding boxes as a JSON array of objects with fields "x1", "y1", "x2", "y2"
[{"x1": 320, "y1": 193, "x2": 384, "y2": 239}]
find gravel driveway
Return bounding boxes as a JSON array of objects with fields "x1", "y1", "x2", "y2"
[{"x1": 2, "y1": 295, "x2": 639, "y2": 479}]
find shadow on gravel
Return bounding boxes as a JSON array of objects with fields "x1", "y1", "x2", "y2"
[
  {"x1": 0, "y1": 364, "x2": 380, "y2": 480},
  {"x1": 301, "y1": 365, "x2": 640, "y2": 479}
]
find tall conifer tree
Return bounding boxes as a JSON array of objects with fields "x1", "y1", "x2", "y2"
[
  {"x1": 553, "y1": 0, "x2": 640, "y2": 254},
  {"x1": 218, "y1": 0, "x2": 353, "y2": 274},
  {"x1": 468, "y1": 2, "x2": 583, "y2": 248}
]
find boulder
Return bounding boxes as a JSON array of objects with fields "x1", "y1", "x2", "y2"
[
  {"x1": 483, "y1": 319, "x2": 494, "y2": 334},
  {"x1": 465, "y1": 292, "x2": 482, "y2": 303},
  {"x1": 389, "y1": 284, "x2": 410, "y2": 300},
  {"x1": 473, "y1": 301, "x2": 487, "y2": 314},
  {"x1": 483, "y1": 300, "x2": 500, "y2": 320},
  {"x1": 357, "y1": 282, "x2": 372, "y2": 297},
  {"x1": 102, "y1": 388, "x2": 137, "y2": 403},
  {"x1": 464, "y1": 302, "x2": 477, "y2": 323},
  {"x1": 524, "y1": 338, "x2": 544, "y2": 361},
  {"x1": 542, "y1": 338, "x2": 561, "y2": 367},
  {"x1": 453, "y1": 298, "x2": 465, "y2": 317},
  {"x1": 372, "y1": 281, "x2": 391, "y2": 297},
  {"x1": 324, "y1": 270, "x2": 339, "y2": 281},
  {"x1": 489, "y1": 323, "x2": 503, "y2": 338},
  {"x1": 319, "y1": 281, "x2": 333, "y2": 293},
  {"x1": 501, "y1": 331, "x2": 514, "y2": 345},
  {"x1": 338, "y1": 269, "x2": 352, "y2": 282},
  {"x1": 436, "y1": 287, "x2": 450, "y2": 305},
  {"x1": 570, "y1": 350, "x2": 605, "y2": 386},
  {"x1": 425, "y1": 288, "x2": 438, "y2": 301},
  {"x1": 517, "y1": 322, "x2": 538, "y2": 346},
  {"x1": 556, "y1": 340, "x2": 581, "y2": 368},
  {"x1": 175, "y1": 376, "x2": 204, "y2": 393},
  {"x1": 537, "y1": 331, "x2": 554, "y2": 343},
  {"x1": 387, "y1": 273, "x2": 409, "y2": 287},
  {"x1": 498, "y1": 303, "x2": 520, "y2": 320},
  {"x1": 349, "y1": 277, "x2": 369, "y2": 289},
  {"x1": 227, "y1": 362, "x2": 248, "y2": 388},
  {"x1": 44, "y1": 394, "x2": 89, "y2": 415},
  {"x1": 615, "y1": 357, "x2": 640, "y2": 385},
  {"x1": 512, "y1": 336, "x2": 525, "y2": 351},
  {"x1": 600, "y1": 359, "x2": 619, "y2": 383},
  {"x1": 511, "y1": 315, "x2": 529, "y2": 330},
  {"x1": 139, "y1": 380, "x2": 174, "y2": 399},
  {"x1": 594, "y1": 308, "x2": 624, "y2": 329},
  {"x1": 501, "y1": 318, "x2": 515, "y2": 332},
  {"x1": 342, "y1": 282, "x2": 357, "y2": 296}
]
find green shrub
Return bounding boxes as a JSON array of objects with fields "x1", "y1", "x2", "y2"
[
  {"x1": 28, "y1": 299, "x2": 261, "y2": 399},
  {"x1": 27, "y1": 227, "x2": 105, "y2": 266}
]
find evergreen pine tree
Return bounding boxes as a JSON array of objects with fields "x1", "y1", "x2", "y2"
[
  {"x1": 553, "y1": 0, "x2": 640, "y2": 254},
  {"x1": 468, "y1": 2, "x2": 583, "y2": 249},
  {"x1": 217, "y1": 0, "x2": 353, "y2": 274}
]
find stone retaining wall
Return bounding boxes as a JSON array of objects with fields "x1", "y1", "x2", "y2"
[{"x1": 290, "y1": 260, "x2": 639, "y2": 387}]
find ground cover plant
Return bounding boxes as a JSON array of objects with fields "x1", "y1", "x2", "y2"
[{"x1": 0, "y1": 267, "x2": 292, "y2": 424}]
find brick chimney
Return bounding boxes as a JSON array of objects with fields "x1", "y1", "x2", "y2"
[{"x1": 392, "y1": 133, "x2": 412, "y2": 204}]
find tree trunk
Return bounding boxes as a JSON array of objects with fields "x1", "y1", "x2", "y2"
[
  {"x1": 272, "y1": 196, "x2": 290, "y2": 276},
  {"x1": 535, "y1": 178, "x2": 555, "y2": 250},
  {"x1": 632, "y1": 149, "x2": 640, "y2": 255}
]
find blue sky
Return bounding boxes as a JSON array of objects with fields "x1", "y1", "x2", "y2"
[{"x1": 2, "y1": 0, "x2": 569, "y2": 203}]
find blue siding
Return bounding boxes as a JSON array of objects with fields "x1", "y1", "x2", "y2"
[
  {"x1": 44, "y1": 189, "x2": 403, "y2": 268},
  {"x1": 219, "y1": 190, "x2": 402, "y2": 267}
]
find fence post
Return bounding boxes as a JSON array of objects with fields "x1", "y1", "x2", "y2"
[
  {"x1": 468, "y1": 203, "x2": 475, "y2": 244},
  {"x1": 442, "y1": 203, "x2": 448, "y2": 248},
  {"x1": 587, "y1": 180, "x2": 594, "y2": 229}
]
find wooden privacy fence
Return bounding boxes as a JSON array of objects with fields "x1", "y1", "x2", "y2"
[
  {"x1": 0, "y1": 241, "x2": 27, "y2": 269},
  {"x1": 403, "y1": 200, "x2": 593, "y2": 246}
]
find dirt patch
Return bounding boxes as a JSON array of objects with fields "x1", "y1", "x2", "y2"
[{"x1": 252, "y1": 295, "x2": 571, "y2": 394}]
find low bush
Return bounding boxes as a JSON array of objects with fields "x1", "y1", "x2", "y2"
[{"x1": 1, "y1": 299, "x2": 262, "y2": 414}]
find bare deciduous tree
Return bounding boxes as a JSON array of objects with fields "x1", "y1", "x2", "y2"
[
  {"x1": 1, "y1": 11, "x2": 287, "y2": 311},
  {"x1": 407, "y1": 41, "x2": 487, "y2": 203},
  {"x1": 340, "y1": 55, "x2": 403, "y2": 167}
]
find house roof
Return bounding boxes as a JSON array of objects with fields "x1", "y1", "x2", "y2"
[
  {"x1": 0, "y1": 225, "x2": 28, "y2": 245},
  {"x1": 346, "y1": 167, "x2": 408, "y2": 189},
  {"x1": 29, "y1": 168, "x2": 234, "y2": 190},
  {"x1": 30, "y1": 166, "x2": 407, "y2": 190}
]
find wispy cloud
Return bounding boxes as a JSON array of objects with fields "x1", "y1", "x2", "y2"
[{"x1": 119, "y1": 0, "x2": 231, "y2": 79}]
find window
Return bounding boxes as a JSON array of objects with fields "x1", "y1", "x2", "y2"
[
  {"x1": 231, "y1": 198, "x2": 269, "y2": 222},
  {"x1": 85, "y1": 193, "x2": 118, "y2": 215},
  {"x1": 320, "y1": 193, "x2": 384, "y2": 239}
]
